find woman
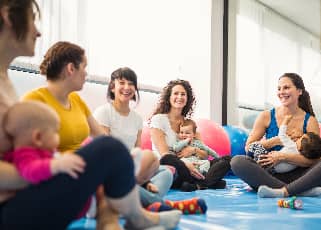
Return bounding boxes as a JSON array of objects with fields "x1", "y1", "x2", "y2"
[
  {"x1": 150, "y1": 79, "x2": 231, "y2": 191},
  {"x1": 94, "y1": 67, "x2": 172, "y2": 205},
  {"x1": 231, "y1": 73, "x2": 321, "y2": 198},
  {"x1": 23, "y1": 41, "x2": 104, "y2": 152},
  {"x1": 0, "y1": 1, "x2": 180, "y2": 229},
  {"x1": 94, "y1": 68, "x2": 207, "y2": 214}
]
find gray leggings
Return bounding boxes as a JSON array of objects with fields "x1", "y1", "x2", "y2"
[{"x1": 231, "y1": 155, "x2": 321, "y2": 195}]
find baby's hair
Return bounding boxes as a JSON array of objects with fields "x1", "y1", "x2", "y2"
[
  {"x1": 300, "y1": 132, "x2": 321, "y2": 159},
  {"x1": 3, "y1": 101, "x2": 59, "y2": 138},
  {"x1": 180, "y1": 119, "x2": 197, "y2": 133}
]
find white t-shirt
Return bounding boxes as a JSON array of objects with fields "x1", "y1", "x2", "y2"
[
  {"x1": 274, "y1": 124, "x2": 299, "y2": 173},
  {"x1": 93, "y1": 103, "x2": 143, "y2": 150},
  {"x1": 149, "y1": 114, "x2": 178, "y2": 158}
]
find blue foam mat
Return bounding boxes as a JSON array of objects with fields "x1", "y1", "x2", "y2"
[{"x1": 68, "y1": 177, "x2": 321, "y2": 230}]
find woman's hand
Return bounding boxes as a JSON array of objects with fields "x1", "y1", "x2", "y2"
[
  {"x1": 183, "y1": 161, "x2": 205, "y2": 180},
  {"x1": 257, "y1": 151, "x2": 284, "y2": 167},
  {"x1": 0, "y1": 190, "x2": 16, "y2": 203},
  {"x1": 177, "y1": 146, "x2": 194, "y2": 158}
]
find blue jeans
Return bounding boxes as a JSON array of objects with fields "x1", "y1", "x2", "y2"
[{"x1": 140, "y1": 165, "x2": 173, "y2": 207}]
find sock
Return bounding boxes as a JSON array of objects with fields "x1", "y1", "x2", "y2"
[
  {"x1": 124, "y1": 210, "x2": 181, "y2": 230},
  {"x1": 257, "y1": 185, "x2": 285, "y2": 198},
  {"x1": 146, "y1": 202, "x2": 174, "y2": 212},
  {"x1": 158, "y1": 210, "x2": 182, "y2": 229},
  {"x1": 298, "y1": 187, "x2": 321, "y2": 197},
  {"x1": 165, "y1": 197, "x2": 207, "y2": 214}
]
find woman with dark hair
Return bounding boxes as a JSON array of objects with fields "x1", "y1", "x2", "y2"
[
  {"x1": 150, "y1": 79, "x2": 231, "y2": 191},
  {"x1": 231, "y1": 73, "x2": 321, "y2": 198},
  {"x1": 0, "y1": 2, "x2": 180, "y2": 229},
  {"x1": 94, "y1": 67, "x2": 172, "y2": 205}
]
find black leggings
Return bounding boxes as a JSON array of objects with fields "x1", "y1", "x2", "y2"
[
  {"x1": 160, "y1": 154, "x2": 231, "y2": 189},
  {"x1": 231, "y1": 155, "x2": 321, "y2": 195},
  {"x1": 0, "y1": 136, "x2": 136, "y2": 230}
]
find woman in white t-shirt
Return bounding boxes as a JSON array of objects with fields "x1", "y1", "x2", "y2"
[
  {"x1": 94, "y1": 67, "x2": 173, "y2": 206},
  {"x1": 150, "y1": 79, "x2": 231, "y2": 191}
]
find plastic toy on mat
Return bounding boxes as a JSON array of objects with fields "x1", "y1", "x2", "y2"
[{"x1": 277, "y1": 196, "x2": 303, "y2": 210}]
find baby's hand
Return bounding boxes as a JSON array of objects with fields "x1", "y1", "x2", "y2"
[
  {"x1": 146, "y1": 182, "x2": 159, "y2": 193},
  {"x1": 51, "y1": 154, "x2": 86, "y2": 179}
]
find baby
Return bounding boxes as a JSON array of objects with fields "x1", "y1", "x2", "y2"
[
  {"x1": 3, "y1": 101, "x2": 85, "y2": 184},
  {"x1": 248, "y1": 115, "x2": 321, "y2": 173},
  {"x1": 172, "y1": 119, "x2": 219, "y2": 175}
]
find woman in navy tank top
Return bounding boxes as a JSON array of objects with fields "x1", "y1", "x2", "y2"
[{"x1": 231, "y1": 73, "x2": 321, "y2": 198}]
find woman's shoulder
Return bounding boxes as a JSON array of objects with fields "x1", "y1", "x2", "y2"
[
  {"x1": 22, "y1": 87, "x2": 48, "y2": 101},
  {"x1": 94, "y1": 103, "x2": 111, "y2": 113},
  {"x1": 150, "y1": 114, "x2": 169, "y2": 127},
  {"x1": 151, "y1": 113, "x2": 168, "y2": 120}
]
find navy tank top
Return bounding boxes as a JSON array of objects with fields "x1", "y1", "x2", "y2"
[{"x1": 265, "y1": 108, "x2": 310, "y2": 151}]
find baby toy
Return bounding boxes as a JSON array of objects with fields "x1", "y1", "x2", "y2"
[{"x1": 277, "y1": 196, "x2": 303, "y2": 210}]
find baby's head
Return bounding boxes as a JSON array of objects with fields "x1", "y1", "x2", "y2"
[
  {"x1": 3, "y1": 101, "x2": 60, "y2": 151},
  {"x1": 297, "y1": 132, "x2": 321, "y2": 159},
  {"x1": 178, "y1": 119, "x2": 197, "y2": 140}
]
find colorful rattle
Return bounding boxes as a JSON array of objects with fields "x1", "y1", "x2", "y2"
[{"x1": 277, "y1": 196, "x2": 303, "y2": 210}]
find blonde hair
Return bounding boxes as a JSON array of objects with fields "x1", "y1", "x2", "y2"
[{"x1": 3, "y1": 101, "x2": 59, "y2": 138}]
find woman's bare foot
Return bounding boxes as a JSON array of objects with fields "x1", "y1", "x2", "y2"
[{"x1": 96, "y1": 185, "x2": 123, "y2": 230}]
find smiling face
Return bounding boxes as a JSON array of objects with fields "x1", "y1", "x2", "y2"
[
  {"x1": 277, "y1": 77, "x2": 302, "y2": 107},
  {"x1": 179, "y1": 125, "x2": 196, "y2": 140},
  {"x1": 112, "y1": 78, "x2": 136, "y2": 103},
  {"x1": 169, "y1": 84, "x2": 187, "y2": 111}
]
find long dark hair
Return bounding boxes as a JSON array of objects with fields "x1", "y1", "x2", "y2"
[
  {"x1": 279, "y1": 73, "x2": 315, "y2": 116},
  {"x1": 151, "y1": 79, "x2": 196, "y2": 118}
]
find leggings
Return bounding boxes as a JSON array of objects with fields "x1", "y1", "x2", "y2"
[
  {"x1": 0, "y1": 136, "x2": 136, "y2": 230},
  {"x1": 231, "y1": 155, "x2": 321, "y2": 195},
  {"x1": 160, "y1": 154, "x2": 231, "y2": 189}
]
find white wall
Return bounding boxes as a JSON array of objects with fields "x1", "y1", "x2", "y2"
[{"x1": 9, "y1": 69, "x2": 159, "y2": 122}]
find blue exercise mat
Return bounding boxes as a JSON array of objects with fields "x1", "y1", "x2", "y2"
[{"x1": 67, "y1": 177, "x2": 321, "y2": 230}]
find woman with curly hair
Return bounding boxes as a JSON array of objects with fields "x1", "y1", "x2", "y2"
[
  {"x1": 150, "y1": 79, "x2": 231, "y2": 191},
  {"x1": 0, "y1": 2, "x2": 181, "y2": 228}
]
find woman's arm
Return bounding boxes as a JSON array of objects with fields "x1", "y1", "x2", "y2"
[
  {"x1": 177, "y1": 146, "x2": 208, "y2": 160},
  {"x1": 246, "y1": 111, "x2": 279, "y2": 150},
  {"x1": 307, "y1": 116, "x2": 320, "y2": 135},
  {"x1": 87, "y1": 115, "x2": 106, "y2": 137},
  {"x1": 0, "y1": 106, "x2": 28, "y2": 191},
  {"x1": 259, "y1": 151, "x2": 318, "y2": 168},
  {"x1": 0, "y1": 161, "x2": 28, "y2": 190},
  {"x1": 194, "y1": 147, "x2": 208, "y2": 160},
  {"x1": 150, "y1": 128, "x2": 169, "y2": 156},
  {"x1": 134, "y1": 130, "x2": 142, "y2": 148}
]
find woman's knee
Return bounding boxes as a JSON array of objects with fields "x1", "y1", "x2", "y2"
[
  {"x1": 78, "y1": 136, "x2": 134, "y2": 170},
  {"x1": 160, "y1": 154, "x2": 178, "y2": 165},
  {"x1": 230, "y1": 155, "x2": 248, "y2": 174}
]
